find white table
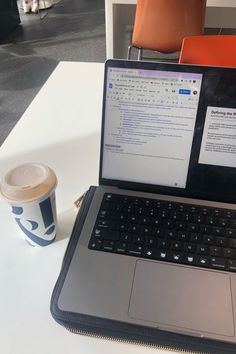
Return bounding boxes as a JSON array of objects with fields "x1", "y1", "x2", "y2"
[
  {"x1": 105, "y1": 0, "x2": 236, "y2": 58},
  {"x1": 0, "y1": 62, "x2": 175, "y2": 354}
]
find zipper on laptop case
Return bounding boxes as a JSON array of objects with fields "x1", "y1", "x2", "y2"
[{"x1": 65, "y1": 326, "x2": 209, "y2": 354}]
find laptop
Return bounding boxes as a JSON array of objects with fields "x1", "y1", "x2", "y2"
[{"x1": 56, "y1": 59, "x2": 236, "y2": 344}]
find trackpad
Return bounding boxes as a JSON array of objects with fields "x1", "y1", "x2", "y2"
[{"x1": 128, "y1": 260, "x2": 234, "y2": 336}]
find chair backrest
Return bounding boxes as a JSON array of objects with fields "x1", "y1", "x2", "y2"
[
  {"x1": 131, "y1": 0, "x2": 206, "y2": 53},
  {"x1": 179, "y1": 35, "x2": 236, "y2": 67}
]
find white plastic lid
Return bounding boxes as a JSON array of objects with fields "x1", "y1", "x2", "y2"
[{"x1": 0, "y1": 163, "x2": 57, "y2": 202}]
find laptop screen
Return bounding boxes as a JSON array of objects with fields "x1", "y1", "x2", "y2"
[{"x1": 100, "y1": 60, "x2": 236, "y2": 203}]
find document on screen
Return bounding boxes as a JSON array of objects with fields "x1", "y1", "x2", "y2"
[
  {"x1": 103, "y1": 68, "x2": 203, "y2": 188},
  {"x1": 199, "y1": 106, "x2": 236, "y2": 168}
]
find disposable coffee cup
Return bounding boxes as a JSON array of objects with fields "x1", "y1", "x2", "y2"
[{"x1": 0, "y1": 163, "x2": 57, "y2": 246}]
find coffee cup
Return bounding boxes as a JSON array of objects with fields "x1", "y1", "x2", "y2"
[{"x1": 0, "y1": 163, "x2": 57, "y2": 246}]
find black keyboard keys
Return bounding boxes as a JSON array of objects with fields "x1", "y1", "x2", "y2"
[{"x1": 88, "y1": 193, "x2": 236, "y2": 273}]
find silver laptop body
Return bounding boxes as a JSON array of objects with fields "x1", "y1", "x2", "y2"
[{"x1": 57, "y1": 60, "x2": 236, "y2": 344}]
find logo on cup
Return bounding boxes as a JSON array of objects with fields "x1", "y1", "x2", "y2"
[{"x1": 12, "y1": 196, "x2": 56, "y2": 246}]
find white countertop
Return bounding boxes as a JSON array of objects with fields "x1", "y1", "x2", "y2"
[{"x1": 0, "y1": 62, "x2": 174, "y2": 354}]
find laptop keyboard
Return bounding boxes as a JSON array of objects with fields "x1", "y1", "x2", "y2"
[{"x1": 88, "y1": 193, "x2": 236, "y2": 272}]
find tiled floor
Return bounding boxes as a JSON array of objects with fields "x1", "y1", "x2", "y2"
[{"x1": 0, "y1": 0, "x2": 106, "y2": 146}]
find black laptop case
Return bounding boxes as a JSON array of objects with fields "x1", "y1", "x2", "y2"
[{"x1": 50, "y1": 186, "x2": 236, "y2": 354}]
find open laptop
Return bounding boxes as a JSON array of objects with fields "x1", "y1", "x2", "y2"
[{"x1": 57, "y1": 60, "x2": 236, "y2": 344}]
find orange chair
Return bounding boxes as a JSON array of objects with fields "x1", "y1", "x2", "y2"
[
  {"x1": 127, "y1": 0, "x2": 206, "y2": 60},
  {"x1": 179, "y1": 35, "x2": 236, "y2": 67}
]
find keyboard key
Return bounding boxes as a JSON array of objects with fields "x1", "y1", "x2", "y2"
[
  {"x1": 147, "y1": 208, "x2": 156, "y2": 217},
  {"x1": 189, "y1": 206, "x2": 199, "y2": 214},
  {"x1": 163, "y1": 219, "x2": 176, "y2": 228},
  {"x1": 218, "y1": 218, "x2": 230, "y2": 227},
  {"x1": 196, "y1": 244, "x2": 209, "y2": 255},
  {"x1": 153, "y1": 200, "x2": 164, "y2": 209},
  {"x1": 224, "y1": 210, "x2": 235, "y2": 219},
  {"x1": 97, "y1": 220, "x2": 115, "y2": 229},
  {"x1": 169, "y1": 211, "x2": 181, "y2": 220},
  {"x1": 127, "y1": 215, "x2": 138, "y2": 223},
  {"x1": 171, "y1": 241, "x2": 183, "y2": 251},
  {"x1": 124, "y1": 205, "x2": 134, "y2": 214},
  {"x1": 117, "y1": 222, "x2": 129, "y2": 231},
  {"x1": 203, "y1": 235, "x2": 215, "y2": 245},
  {"x1": 176, "y1": 221, "x2": 186, "y2": 230},
  {"x1": 228, "y1": 260, "x2": 236, "y2": 272},
  {"x1": 93, "y1": 229, "x2": 119, "y2": 241},
  {"x1": 226, "y1": 228, "x2": 236, "y2": 238},
  {"x1": 88, "y1": 239, "x2": 102, "y2": 250},
  {"x1": 216, "y1": 237, "x2": 228, "y2": 247},
  {"x1": 152, "y1": 227, "x2": 164, "y2": 237},
  {"x1": 193, "y1": 215, "x2": 205, "y2": 224},
  {"x1": 145, "y1": 236, "x2": 157, "y2": 247},
  {"x1": 143, "y1": 199, "x2": 153, "y2": 207},
  {"x1": 133, "y1": 235, "x2": 144, "y2": 244},
  {"x1": 190, "y1": 233, "x2": 202, "y2": 243},
  {"x1": 171, "y1": 252, "x2": 184, "y2": 263},
  {"x1": 166, "y1": 202, "x2": 175, "y2": 210},
  {"x1": 184, "y1": 242, "x2": 196, "y2": 253},
  {"x1": 183, "y1": 254, "x2": 197, "y2": 265},
  {"x1": 188, "y1": 223, "x2": 199, "y2": 232},
  {"x1": 120, "y1": 195, "x2": 131, "y2": 204},
  {"x1": 212, "y1": 209, "x2": 222, "y2": 217},
  {"x1": 210, "y1": 257, "x2": 226, "y2": 270},
  {"x1": 206, "y1": 217, "x2": 218, "y2": 226},
  {"x1": 200, "y1": 225, "x2": 212, "y2": 234},
  {"x1": 120, "y1": 232, "x2": 132, "y2": 242},
  {"x1": 159, "y1": 210, "x2": 169, "y2": 218},
  {"x1": 201, "y1": 208, "x2": 212, "y2": 216},
  {"x1": 165, "y1": 230, "x2": 177, "y2": 239},
  {"x1": 141, "y1": 225, "x2": 152, "y2": 235},
  {"x1": 144, "y1": 247, "x2": 156, "y2": 258},
  {"x1": 178, "y1": 231, "x2": 190, "y2": 241},
  {"x1": 135, "y1": 206, "x2": 145, "y2": 215},
  {"x1": 196, "y1": 256, "x2": 209, "y2": 267},
  {"x1": 93, "y1": 228, "x2": 103, "y2": 238},
  {"x1": 114, "y1": 204, "x2": 124, "y2": 212},
  {"x1": 213, "y1": 227, "x2": 225, "y2": 236},
  {"x1": 114, "y1": 242, "x2": 127, "y2": 254},
  {"x1": 139, "y1": 216, "x2": 150, "y2": 224},
  {"x1": 231, "y1": 220, "x2": 236, "y2": 229},
  {"x1": 223, "y1": 248, "x2": 236, "y2": 259},
  {"x1": 104, "y1": 193, "x2": 118, "y2": 203},
  {"x1": 116, "y1": 213, "x2": 126, "y2": 221},
  {"x1": 158, "y1": 238, "x2": 170, "y2": 249},
  {"x1": 152, "y1": 218, "x2": 162, "y2": 226},
  {"x1": 102, "y1": 241, "x2": 115, "y2": 252},
  {"x1": 133, "y1": 198, "x2": 141, "y2": 206},
  {"x1": 156, "y1": 249, "x2": 171, "y2": 261},
  {"x1": 177, "y1": 204, "x2": 186, "y2": 212},
  {"x1": 128, "y1": 244, "x2": 143, "y2": 256},
  {"x1": 182, "y1": 213, "x2": 193, "y2": 222},
  {"x1": 129, "y1": 224, "x2": 140, "y2": 233},
  {"x1": 210, "y1": 246, "x2": 222, "y2": 257},
  {"x1": 99, "y1": 210, "x2": 112, "y2": 219},
  {"x1": 229, "y1": 238, "x2": 236, "y2": 248}
]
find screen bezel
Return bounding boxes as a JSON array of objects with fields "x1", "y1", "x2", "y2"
[{"x1": 99, "y1": 59, "x2": 236, "y2": 204}]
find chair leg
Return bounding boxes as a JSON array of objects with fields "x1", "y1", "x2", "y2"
[
  {"x1": 127, "y1": 45, "x2": 133, "y2": 60},
  {"x1": 128, "y1": 45, "x2": 143, "y2": 60},
  {"x1": 137, "y1": 48, "x2": 143, "y2": 60}
]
